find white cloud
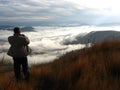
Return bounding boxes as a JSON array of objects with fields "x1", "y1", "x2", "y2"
[
  {"x1": 1, "y1": 26, "x2": 120, "y2": 64},
  {"x1": 0, "y1": 26, "x2": 88, "y2": 64},
  {"x1": 66, "y1": 0, "x2": 120, "y2": 15}
]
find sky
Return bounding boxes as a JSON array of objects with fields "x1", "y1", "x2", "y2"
[{"x1": 0, "y1": 0, "x2": 120, "y2": 26}]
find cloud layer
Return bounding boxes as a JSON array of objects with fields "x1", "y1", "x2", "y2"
[
  {"x1": 1, "y1": 26, "x2": 120, "y2": 64},
  {"x1": 0, "y1": 0, "x2": 120, "y2": 26},
  {"x1": 0, "y1": 26, "x2": 86, "y2": 64}
]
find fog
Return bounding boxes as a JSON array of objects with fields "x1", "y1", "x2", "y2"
[{"x1": 1, "y1": 26, "x2": 120, "y2": 65}]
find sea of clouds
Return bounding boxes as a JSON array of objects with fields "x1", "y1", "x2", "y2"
[{"x1": 1, "y1": 26, "x2": 120, "y2": 65}]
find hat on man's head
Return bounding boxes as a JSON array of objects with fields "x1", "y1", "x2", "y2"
[{"x1": 14, "y1": 27, "x2": 20, "y2": 34}]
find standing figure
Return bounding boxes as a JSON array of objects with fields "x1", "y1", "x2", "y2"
[{"x1": 7, "y1": 27, "x2": 30, "y2": 82}]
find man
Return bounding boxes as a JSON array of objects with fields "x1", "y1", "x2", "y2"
[{"x1": 7, "y1": 27, "x2": 30, "y2": 82}]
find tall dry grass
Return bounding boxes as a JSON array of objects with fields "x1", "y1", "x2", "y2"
[{"x1": 1, "y1": 40, "x2": 120, "y2": 90}]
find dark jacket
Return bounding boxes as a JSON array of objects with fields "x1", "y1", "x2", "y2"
[{"x1": 7, "y1": 34, "x2": 30, "y2": 57}]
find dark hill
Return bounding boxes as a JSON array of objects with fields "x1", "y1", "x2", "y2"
[
  {"x1": 31, "y1": 40, "x2": 120, "y2": 90},
  {"x1": 63, "y1": 30, "x2": 120, "y2": 45}
]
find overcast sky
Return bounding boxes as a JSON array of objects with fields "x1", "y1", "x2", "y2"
[{"x1": 0, "y1": 0, "x2": 120, "y2": 26}]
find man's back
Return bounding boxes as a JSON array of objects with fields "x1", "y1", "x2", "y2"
[
  {"x1": 8, "y1": 34, "x2": 29, "y2": 47},
  {"x1": 8, "y1": 34, "x2": 30, "y2": 57}
]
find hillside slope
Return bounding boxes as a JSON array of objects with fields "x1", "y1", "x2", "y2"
[
  {"x1": 31, "y1": 40, "x2": 120, "y2": 90},
  {"x1": 1, "y1": 40, "x2": 120, "y2": 90}
]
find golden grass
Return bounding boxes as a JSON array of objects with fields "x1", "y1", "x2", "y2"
[{"x1": 1, "y1": 40, "x2": 120, "y2": 90}]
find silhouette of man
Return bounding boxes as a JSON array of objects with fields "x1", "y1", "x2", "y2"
[{"x1": 7, "y1": 27, "x2": 30, "y2": 82}]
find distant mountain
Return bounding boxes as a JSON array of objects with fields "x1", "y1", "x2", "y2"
[
  {"x1": 21, "y1": 26, "x2": 34, "y2": 32},
  {"x1": 63, "y1": 31, "x2": 120, "y2": 45},
  {"x1": 0, "y1": 25, "x2": 35, "y2": 32},
  {"x1": 0, "y1": 25, "x2": 14, "y2": 30}
]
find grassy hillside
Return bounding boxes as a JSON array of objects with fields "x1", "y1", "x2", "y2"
[{"x1": 1, "y1": 40, "x2": 120, "y2": 90}]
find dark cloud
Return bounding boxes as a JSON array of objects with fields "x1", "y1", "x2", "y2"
[
  {"x1": 0, "y1": 0, "x2": 119, "y2": 26},
  {"x1": 0, "y1": 0, "x2": 11, "y2": 4}
]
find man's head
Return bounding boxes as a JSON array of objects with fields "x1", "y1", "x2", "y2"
[{"x1": 14, "y1": 27, "x2": 20, "y2": 34}]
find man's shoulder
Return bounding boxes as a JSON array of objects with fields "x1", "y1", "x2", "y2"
[
  {"x1": 8, "y1": 35, "x2": 19, "y2": 40},
  {"x1": 8, "y1": 36, "x2": 15, "y2": 42},
  {"x1": 8, "y1": 35, "x2": 24, "y2": 38},
  {"x1": 8, "y1": 36, "x2": 14, "y2": 39}
]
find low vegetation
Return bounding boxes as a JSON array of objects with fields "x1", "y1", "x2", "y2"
[{"x1": 1, "y1": 40, "x2": 120, "y2": 90}]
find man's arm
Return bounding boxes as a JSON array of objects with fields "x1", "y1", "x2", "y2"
[
  {"x1": 22, "y1": 35, "x2": 30, "y2": 45},
  {"x1": 8, "y1": 36, "x2": 13, "y2": 45}
]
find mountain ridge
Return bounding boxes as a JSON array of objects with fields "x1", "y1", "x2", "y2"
[
  {"x1": 63, "y1": 30, "x2": 120, "y2": 45},
  {"x1": 0, "y1": 25, "x2": 35, "y2": 32}
]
